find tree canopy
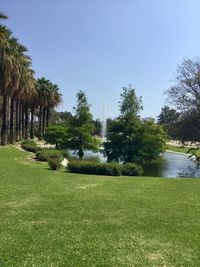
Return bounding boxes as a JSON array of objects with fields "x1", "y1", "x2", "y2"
[
  {"x1": 64, "y1": 90, "x2": 99, "y2": 159},
  {"x1": 104, "y1": 87, "x2": 166, "y2": 164}
]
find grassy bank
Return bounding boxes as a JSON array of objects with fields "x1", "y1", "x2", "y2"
[
  {"x1": 167, "y1": 143, "x2": 200, "y2": 156},
  {"x1": 0, "y1": 146, "x2": 200, "y2": 266}
]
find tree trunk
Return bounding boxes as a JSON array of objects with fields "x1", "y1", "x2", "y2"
[
  {"x1": 38, "y1": 105, "x2": 43, "y2": 140},
  {"x1": 42, "y1": 107, "x2": 46, "y2": 137},
  {"x1": 19, "y1": 102, "x2": 23, "y2": 140},
  {"x1": 1, "y1": 94, "x2": 8, "y2": 145},
  {"x1": 30, "y1": 108, "x2": 34, "y2": 139},
  {"x1": 16, "y1": 99, "x2": 20, "y2": 142},
  {"x1": 46, "y1": 107, "x2": 50, "y2": 128},
  {"x1": 22, "y1": 103, "x2": 25, "y2": 139},
  {"x1": 7, "y1": 96, "x2": 10, "y2": 144},
  {"x1": 10, "y1": 97, "x2": 15, "y2": 144},
  {"x1": 25, "y1": 102, "x2": 29, "y2": 140},
  {"x1": 78, "y1": 136, "x2": 84, "y2": 159}
]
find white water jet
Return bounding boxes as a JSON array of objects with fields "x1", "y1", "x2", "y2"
[{"x1": 101, "y1": 101, "x2": 107, "y2": 140}]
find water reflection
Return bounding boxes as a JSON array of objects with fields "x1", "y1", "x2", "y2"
[{"x1": 144, "y1": 152, "x2": 200, "y2": 178}]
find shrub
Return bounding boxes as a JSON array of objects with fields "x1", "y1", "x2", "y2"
[
  {"x1": 21, "y1": 140, "x2": 40, "y2": 153},
  {"x1": 67, "y1": 155, "x2": 101, "y2": 163},
  {"x1": 48, "y1": 158, "x2": 62, "y2": 170},
  {"x1": 61, "y1": 150, "x2": 70, "y2": 159},
  {"x1": 120, "y1": 163, "x2": 143, "y2": 176},
  {"x1": 84, "y1": 156, "x2": 101, "y2": 163},
  {"x1": 68, "y1": 161, "x2": 120, "y2": 176},
  {"x1": 68, "y1": 161, "x2": 143, "y2": 176},
  {"x1": 36, "y1": 148, "x2": 62, "y2": 162}
]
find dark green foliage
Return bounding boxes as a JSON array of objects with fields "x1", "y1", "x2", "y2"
[
  {"x1": 44, "y1": 125, "x2": 68, "y2": 149},
  {"x1": 48, "y1": 158, "x2": 62, "y2": 170},
  {"x1": 21, "y1": 140, "x2": 40, "y2": 153},
  {"x1": 157, "y1": 105, "x2": 180, "y2": 139},
  {"x1": 120, "y1": 163, "x2": 143, "y2": 176},
  {"x1": 49, "y1": 110, "x2": 73, "y2": 125},
  {"x1": 104, "y1": 87, "x2": 166, "y2": 164},
  {"x1": 36, "y1": 148, "x2": 62, "y2": 162},
  {"x1": 176, "y1": 110, "x2": 200, "y2": 143},
  {"x1": 64, "y1": 90, "x2": 100, "y2": 159},
  {"x1": 67, "y1": 161, "x2": 143, "y2": 176},
  {"x1": 66, "y1": 155, "x2": 101, "y2": 163},
  {"x1": 93, "y1": 118, "x2": 101, "y2": 136},
  {"x1": 68, "y1": 161, "x2": 121, "y2": 176}
]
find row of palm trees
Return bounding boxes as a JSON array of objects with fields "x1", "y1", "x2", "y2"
[{"x1": 0, "y1": 13, "x2": 62, "y2": 145}]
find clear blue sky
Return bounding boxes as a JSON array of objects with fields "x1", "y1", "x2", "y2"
[{"x1": 1, "y1": 0, "x2": 200, "y2": 119}]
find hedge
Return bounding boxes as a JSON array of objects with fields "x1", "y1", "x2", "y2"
[
  {"x1": 35, "y1": 148, "x2": 62, "y2": 162},
  {"x1": 121, "y1": 163, "x2": 143, "y2": 176},
  {"x1": 21, "y1": 140, "x2": 41, "y2": 153},
  {"x1": 67, "y1": 161, "x2": 143, "y2": 176}
]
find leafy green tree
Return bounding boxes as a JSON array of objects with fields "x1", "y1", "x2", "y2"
[
  {"x1": 104, "y1": 87, "x2": 166, "y2": 164},
  {"x1": 157, "y1": 105, "x2": 180, "y2": 139},
  {"x1": 44, "y1": 125, "x2": 68, "y2": 149},
  {"x1": 65, "y1": 90, "x2": 99, "y2": 159},
  {"x1": 49, "y1": 110, "x2": 73, "y2": 126},
  {"x1": 136, "y1": 119, "x2": 167, "y2": 163},
  {"x1": 93, "y1": 118, "x2": 101, "y2": 136}
]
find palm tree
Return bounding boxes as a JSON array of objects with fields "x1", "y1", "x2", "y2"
[
  {"x1": 46, "y1": 84, "x2": 62, "y2": 127},
  {"x1": 37, "y1": 78, "x2": 62, "y2": 140},
  {"x1": 0, "y1": 14, "x2": 61, "y2": 144},
  {"x1": 0, "y1": 14, "x2": 36, "y2": 144}
]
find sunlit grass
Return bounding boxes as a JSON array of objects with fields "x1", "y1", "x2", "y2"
[{"x1": 0, "y1": 146, "x2": 200, "y2": 266}]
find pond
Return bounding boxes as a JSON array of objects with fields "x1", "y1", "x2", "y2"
[
  {"x1": 69, "y1": 150, "x2": 200, "y2": 178},
  {"x1": 144, "y1": 151, "x2": 200, "y2": 178}
]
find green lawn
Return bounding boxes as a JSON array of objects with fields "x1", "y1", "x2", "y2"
[
  {"x1": 1, "y1": 146, "x2": 200, "y2": 267},
  {"x1": 167, "y1": 143, "x2": 200, "y2": 156}
]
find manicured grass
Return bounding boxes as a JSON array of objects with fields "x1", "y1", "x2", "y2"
[
  {"x1": 167, "y1": 143, "x2": 200, "y2": 156},
  {"x1": 0, "y1": 146, "x2": 200, "y2": 266}
]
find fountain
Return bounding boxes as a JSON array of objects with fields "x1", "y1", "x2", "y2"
[{"x1": 101, "y1": 100, "x2": 107, "y2": 141}]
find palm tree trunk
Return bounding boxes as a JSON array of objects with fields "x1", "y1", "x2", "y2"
[
  {"x1": 22, "y1": 103, "x2": 25, "y2": 139},
  {"x1": 19, "y1": 102, "x2": 23, "y2": 140},
  {"x1": 42, "y1": 107, "x2": 46, "y2": 137},
  {"x1": 38, "y1": 105, "x2": 43, "y2": 140},
  {"x1": 46, "y1": 107, "x2": 50, "y2": 128},
  {"x1": 16, "y1": 99, "x2": 20, "y2": 142},
  {"x1": 25, "y1": 102, "x2": 29, "y2": 140},
  {"x1": 1, "y1": 94, "x2": 8, "y2": 145},
  {"x1": 10, "y1": 97, "x2": 15, "y2": 144},
  {"x1": 7, "y1": 96, "x2": 10, "y2": 144},
  {"x1": 30, "y1": 108, "x2": 34, "y2": 139}
]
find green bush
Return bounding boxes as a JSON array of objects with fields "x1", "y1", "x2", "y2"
[
  {"x1": 48, "y1": 158, "x2": 62, "y2": 170},
  {"x1": 36, "y1": 148, "x2": 62, "y2": 162},
  {"x1": 84, "y1": 156, "x2": 101, "y2": 163},
  {"x1": 67, "y1": 155, "x2": 101, "y2": 163},
  {"x1": 21, "y1": 140, "x2": 40, "y2": 153},
  {"x1": 68, "y1": 161, "x2": 143, "y2": 176},
  {"x1": 120, "y1": 163, "x2": 143, "y2": 176}
]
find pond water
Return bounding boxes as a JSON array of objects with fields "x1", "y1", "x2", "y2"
[
  {"x1": 144, "y1": 151, "x2": 200, "y2": 178},
  {"x1": 70, "y1": 150, "x2": 200, "y2": 178}
]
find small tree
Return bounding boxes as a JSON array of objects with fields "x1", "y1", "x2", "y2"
[
  {"x1": 44, "y1": 125, "x2": 68, "y2": 149},
  {"x1": 104, "y1": 86, "x2": 166, "y2": 164},
  {"x1": 65, "y1": 90, "x2": 99, "y2": 159}
]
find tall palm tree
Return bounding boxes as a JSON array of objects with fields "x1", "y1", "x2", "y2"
[
  {"x1": 1, "y1": 13, "x2": 61, "y2": 144},
  {"x1": 46, "y1": 84, "x2": 62, "y2": 127},
  {"x1": 0, "y1": 14, "x2": 36, "y2": 144}
]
